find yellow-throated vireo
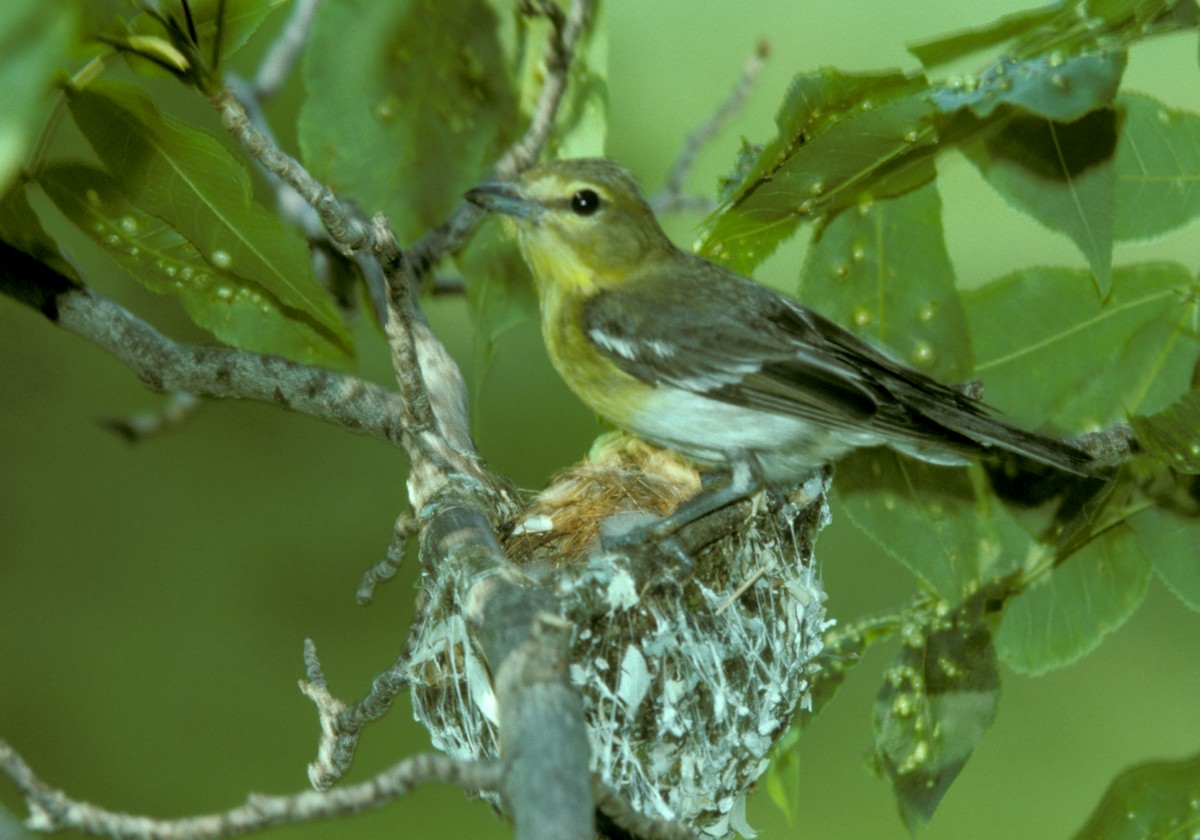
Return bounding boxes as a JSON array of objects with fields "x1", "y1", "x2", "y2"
[{"x1": 465, "y1": 158, "x2": 1095, "y2": 529}]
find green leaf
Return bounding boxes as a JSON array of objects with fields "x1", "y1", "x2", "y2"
[
  {"x1": 963, "y1": 109, "x2": 1118, "y2": 294},
  {"x1": 1072, "y1": 751, "x2": 1200, "y2": 840},
  {"x1": 835, "y1": 452, "x2": 1036, "y2": 602},
  {"x1": 907, "y1": 6, "x2": 1064, "y2": 68},
  {"x1": 1130, "y1": 505, "x2": 1200, "y2": 612},
  {"x1": 1131, "y1": 390, "x2": 1200, "y2": 473},
  {"x1": 964, "y1": 263, "x2": 1200, "y2": 433},
  {"x1": 0, "y1": 1, "x2": 75, "y2": 190},
  {"x1": 798, "y1": 178, "x2": 972, "y2": 383},
  {"x1": 698, "y1": 70, "x2": 937, "y2": 274},
  {"x1": 67, "y1": 79, "x2": 351, "y2": 353},
  {"x1": 39, "y1": 163, "x2": 350, "y2": 366},
  {"x1": 996, "y1": 528, "x2": 1151, "y2": 674},
  {"x1": 299, "y1": 0, "x2": 518, "y2": 242},
  {"x1": 1113, "y1": 93, "x2": 1200, "y2": 241},
  {"x1": 871, "y1": 597, "x2": 1000, "y2": 830},
  {"x1": 932, "y1": 51, "x2": 1126, "y2": 123}
]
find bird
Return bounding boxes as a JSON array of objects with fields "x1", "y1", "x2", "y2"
[{"x1": 464, "y1": 157, "x2": 1097, "y2": 539}]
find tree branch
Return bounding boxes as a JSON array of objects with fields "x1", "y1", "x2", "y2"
[
  {"x1": 42, "y1": 284, "x2": 406, "y2": 446},
  {"x1": 0, "y1": 740, "x2": 500, "y2": 840},
  {"x1": 651, "y1": 38, "x2": 770, "y2": 215}
]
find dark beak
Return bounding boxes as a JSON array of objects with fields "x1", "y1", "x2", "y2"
[{"x1": 464, "y1": 182, "x2": 541, "y2": 220}]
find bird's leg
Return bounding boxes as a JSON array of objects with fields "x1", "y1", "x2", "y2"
[{"x1": 600, "y1": 455, "x2": 762, "y2": 586}]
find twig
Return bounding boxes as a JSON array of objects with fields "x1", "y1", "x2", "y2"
[
  {"x1": 42, "y1": 286, "x2": 406, "y2": 446},
  {"x1": 0, "y1": 739, "x2": 500, "y2": 840},
  {"x1": 404, "y1": 0, "x2": 595, "y2": 279},
  {"x1": 357, "y1": 511, "x2": 417, "y2": 604},
  {"x1": 99, "y1": 391, "x2": 203, "y2": 442},
  {"x1": 300, "y1": 639, "x2": 412, "y2": 790},
  {"x1": 253, "y1": 0, "x2": 323, "y2": 101},
  {"x1": 651, "y1": 39, "x2": 770, "y2": 215},
  {"x1": 210, "y1": 88, "x2": 384, "y2": 258}
]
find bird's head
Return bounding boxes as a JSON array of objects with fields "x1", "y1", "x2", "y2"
[{"x1": 465, "y1": 158, "x2": 675, "y2": 294}]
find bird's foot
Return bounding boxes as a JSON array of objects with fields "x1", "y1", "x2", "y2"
[{"x1": 599, "y1": 512, "x2": 694, "y2": 591}]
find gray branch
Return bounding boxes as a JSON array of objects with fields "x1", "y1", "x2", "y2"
[
  {"x1": 0, "y1": 740, "x2": 500, "y2": 840},
  {"x1": 54, "y1": 286, "x2": 405, "y2": 446}
]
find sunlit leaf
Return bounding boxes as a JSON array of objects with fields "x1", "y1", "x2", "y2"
[
  {"x1": 836, "y1": 452, "x2": 1035, "y2": 602},
  {"x1": 932, "y1": 51, "x2": 1126, "y2": 122},
  {"x1": 872, "y1": 597, "x2": 1000, "y2": 830},
  {"x1": 299, "y1": 0, "x2": 518, "y2": 242},
  {"x1": 699, "y1": 70, "x2": 937, "y2": 274},
  {"x1": 0, "y1": 1, "x2": 75, "y2": 190},
  {"x1": 68, "y1": 80, "x2": 351, "y2": 352},
  {"x1": 1071, "y1": 751, "x2": 1200, "y2": 840},
  {"x1": 798, "y1": 178, "x2": 972, "y2": 383},
  {"x1": 39, "y1": 163, "x2": 351, "y2": 366},
  {"x1": 1130, "y1": 505, "x2": 1200, "y2": 612},
  {"x1": 1113, "y1": 93, "x2": 1200, "y2": 241},
  {"x1": 964, "y1": 263, "x2": 1200, "y2": 433},
  {"x1": 963, "y1": 109, "x2": 1118, "y2": 294},
  {"x1": 996, "y1": 528, "x2": 1151, "y2": 674}
]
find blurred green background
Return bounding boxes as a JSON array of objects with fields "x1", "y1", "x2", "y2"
[{"x1": 3, "y1": 2, "x2": 1199, "y2": 839}]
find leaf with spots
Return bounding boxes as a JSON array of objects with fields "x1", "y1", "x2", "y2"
[
  {"x1": 698, "y1": 69, "x2": 938, "y2": 275},
  {"x1": 931, "y1": 50, "x2": 1126, "y2": 123},
  {"x1": 871, "y1": 595, "x2": 1001, "y2": 830},
  {"x1": 1072, "y1": 751, "x2": 1200, "y2": 840},
  {"x1": 798, "y1": 178, "x2": 972, "y2": 384},
  {"x1": 39, "y1": 163, "x2": 351, "y2": 366},
  {"x1": 67, "y1": 80, "x2": 352, "y2": 353}
]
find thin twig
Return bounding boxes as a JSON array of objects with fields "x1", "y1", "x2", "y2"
[
  {"x1": 210, "y1": 87, "x2": 383, "y2": 257},
  {"x1": 300, "y1": 638, "x2": 413, "y2": 790},
  {"x1": 357, "y1": 511, "x2": 417, "y2": 604},
  {"x1": 651, "y1": 38, "x2": 770, "y2": 215},
  {"x1": 99, "y1": 391, "x2": 203, "y2": 442},
  {"x1": 0, "y1": 739, "x2": 500, "y2": 840}
]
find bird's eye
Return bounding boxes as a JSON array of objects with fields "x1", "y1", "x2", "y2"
[{"x1": 570, "y1": 189, "x2": 602, "y2": 216}]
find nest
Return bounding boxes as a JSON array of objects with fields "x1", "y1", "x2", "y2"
[{"x1": 406, "y1": 434, "x2": 831, "y2": 838}]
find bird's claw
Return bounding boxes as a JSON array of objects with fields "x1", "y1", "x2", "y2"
[{"x1": 599, "y1": 513, "x2": 694, "y2": 590}]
